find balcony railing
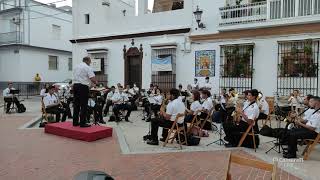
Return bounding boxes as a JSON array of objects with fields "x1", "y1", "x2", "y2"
[
  {"x1": 219, "y1": 2, "x2": 267, "y2": 26},
  {"x1": 220, "y1": 0, "x2": 320, "y2": 26},
  {"x1": 0, "y1": 31, "x2": 22, "y2": 45}
]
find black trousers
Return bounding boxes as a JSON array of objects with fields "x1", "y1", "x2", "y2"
[
  {"x1": 104, "y1": 100, "x2": 113, "y2": 115},
  {"x1": 287, "y1": 128, "x2": 318, "y2": 155},
  {"x1": 4, "y1": 97, "x2": 20, "y2": 112},
  {"x1": 223, "y1": 120, "x2": 249, "y2": 145},
  {"x1": 46, "y1": 105, "x2": 66, "y2": 122},
  {"x1": 151, "y1": 104, "x2": 161, "y2": 118},
  {"x1": 184, "y1": 114, "x2": 194, "y2": 123},
  {"x1": 150, "y1": 117, "x2": 176, "y2": 141},
  {"x1": 61, "y1": 102, "x2": 72, "y2": 118},
  {"x1": 87, "y1": 103, "x2": 103, "y2": 122},
  {"x1": 73, "y1": 83, "x2": 89, "y2": 126},
  {"x1": 113, "y1": 104, "x2": 132, "y2": 120}
]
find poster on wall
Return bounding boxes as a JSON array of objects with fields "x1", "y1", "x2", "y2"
[
  {"x1": 151, "y1": 56, "x2": 172, "y2": 71},
  {"x1": 195, "y1": 50, "x2": 215, "y2": 77},
  {"x1": 91, "y1": 58, "x2": 101, "y2": 72}
]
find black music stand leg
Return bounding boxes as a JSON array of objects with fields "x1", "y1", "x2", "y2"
[{"x1": 207, "y1": 123, "x2": 225, "y2": 146}]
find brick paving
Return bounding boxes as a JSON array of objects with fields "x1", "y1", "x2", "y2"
[{"x1": 0, "y1": 115, "x2": 301, "y2": 180}]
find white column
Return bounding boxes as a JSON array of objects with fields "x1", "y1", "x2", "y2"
[
  {"x1": 295, "y1": 0, "x2": 299, "y2": 17},
  {"x1": 138, "y1": 0, "x2": 147, "y2": 16}
]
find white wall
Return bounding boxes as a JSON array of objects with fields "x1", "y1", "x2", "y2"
[
  {"x1": 19, "y1": 47, "x2": 72, "y2": 82},
  {"x1": 0, "y1": 48, "x2": 21, "y2": 81}
]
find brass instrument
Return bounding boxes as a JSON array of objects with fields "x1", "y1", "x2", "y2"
[
  {"x1": 160, "y1": 93, "x2": 169, "y2": 114},
  {"x1": 232, "y1": 100, "x2": 242, "y2": 124}
]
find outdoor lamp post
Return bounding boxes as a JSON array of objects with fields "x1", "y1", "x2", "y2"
[{"x1": 193, "y1": 6, "x2": 205, "y2": 29}]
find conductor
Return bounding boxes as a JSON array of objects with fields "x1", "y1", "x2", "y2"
[{"x1": 73, "y1": 56, "x2": 98, "y2": 127}]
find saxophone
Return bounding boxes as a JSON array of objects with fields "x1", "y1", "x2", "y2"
[
  {"x1": 160, "y1": 93, "x2": 169, "y2": 114},
  {"x1": 232, "y1": 100, "x2": 242, "y2": 124}
]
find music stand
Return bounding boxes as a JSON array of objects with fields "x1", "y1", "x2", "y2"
[
  {"x1": 8, "y1": 89, "x2": 20, "y2": 112},
  {"x1": 89, "y1": 90, "x2": 101, "y2": 126},
  {"x1": 207, "y1": 109, "x2": 226, "y2": 146}
]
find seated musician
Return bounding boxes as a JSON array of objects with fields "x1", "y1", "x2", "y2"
[
  {"x1": 199, "y1": 90, "x2": 213, "y2": 129},
  {"x1": 184, "y1": 90, "x2": 202, "y2": 123},
  {"x1": 257, "y1": 92, "x2": 269, "y2": 120},
  {"x1": 104, "y1": 86, "x2": 115, "y2": 116},
  {"x1": 223, "y1": 89, "x2": 260, "y2": 148},
  {"x1": 192, "y1": 78, "x2": 199, "y2": 90},
  {"x1": 147, "y1": 88, "x2": 186, "y2": 145},
  {"x1": 43, "y1": 86, "x2": 67, "y2": 122},
  {"x1": 40, "y1": 83, "x2": 50, "y2": 97},
  {"x1": 125, "y1": 85, "x2": 137, "y2": 111},
  {"x1": 54, "y1": 85, "x2": 72, "y2": 119},
  {"x1": 87, "y1": 92, "x2": 106, "y2": 124},
  {"x1": 288, "y1": 90, "x2": 303, "y2": 109},
  {"x1": 146, "y1": 86, "x2": 162, "y2": 121},
  {"x1": 283, "y1": 96, "x2": 320, "y2": 159},
  {"x1": 112, "y1": 86, "x2": 132, "y2": 122},
  {"x1": 3, "y1": 82, "x2": 21, "y2": 113}
]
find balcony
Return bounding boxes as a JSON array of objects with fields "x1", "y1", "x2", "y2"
[
  {"x1": 0, "y1": 31, "x2": 23, "y2": 45},
  {"x1": 219, "y1": 0, "x2": 320, "y2": 29}
]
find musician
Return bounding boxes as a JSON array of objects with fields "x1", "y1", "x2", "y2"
[
  {"x1": 112, "y1": 86, "x2": 132, "y2": 122},
  {"x1": 223, "y1": 89, "x2": 260, "y2": 148},
  {"x1": 54, "y1": 85, "x2": 72, "y2": 119},
  {"x1": 87, "y1": 90, "x2": 106, "y2": 124},
  {"x1": 40, "y1": 83, "x2": 50, "y2": 97},
  {"x1": 185, "y1": 84, "x2": 193, "y2": 109},
  {"x1": 184, "y1": 90, "x2": 202, "y2": 123},
  {"x1": 201, "y1": 77, "x2": 212, "y2": 92},
  {"x1": 288, "y1": 90, "x2": 303, "y2": 109},
  {"x1": 301, "y1": 94, "x2": 315, "y2": 119},
  {"x1": 104, "y1": 86, "x2": 115, "y2": 116},
  {"x1": 3, "y1": 82, "x2": 21, "y2": 113},
  {"x1": 146, "y1": 87, "x2": 163, "y2": 121},
  {"x1": 199, "y1": 90, "x2": 213, "y2": 129},
  {"x1": 72, "y1": 56, "x2": 98, "y2": 127},
  {"x1": 43, "y1": 86, "x2": 67, "y2": 122},
  {"x1": 257, "y1": 93, "x2": 269, "y2": 120},
  {"x1": 146, "y1": 88, "x2": 186, "y2": 145},
  {"x1": 125, "y1": 85, "x2": 138, "y2": 111},
  {"x1": 192, "y1": 78, "x2": 199, "y2": 90},
  {"x1": 283, "y1": 96, "x2": 320, "y2": 159}
]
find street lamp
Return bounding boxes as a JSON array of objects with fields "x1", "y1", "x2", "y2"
[{"x1": 193, "y1": 6, "x2": 205, "y2": 29}]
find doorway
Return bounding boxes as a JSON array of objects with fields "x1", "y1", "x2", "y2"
[{"x1": 123, "y1": 42, "x2": 143, "y2": 88}]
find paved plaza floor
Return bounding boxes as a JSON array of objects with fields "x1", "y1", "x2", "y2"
[{"x1": 0, "y1": 97, "x2": 319, "y2": 180}]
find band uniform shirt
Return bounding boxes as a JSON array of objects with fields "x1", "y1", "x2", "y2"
[
  {"x1": 88, "y1": 98, "x2": 96, "y2": 107},
  {"x1": 43, "y1": 93, "x2": 59, "y2": 108},
  {"x1": 303, "y1": 108, "x2": 315, "y2": 121},
  {"x1": 242, "y1": 102, "x2": 260, "y2": 123},
  {"x1": 243, "y1": 100, "x2": 249, "y2": 108},
  {"x1": 166, "y1": 98, "x2": 186, "y2": 124},
  {"x1": 192, "y1": 82, "x2": 199, "y2": 89},
  {"x1": 73, "y1": 62, "x2": 95, "y2": 86},
  {"x1": 111, "y1": 92, "x2": 129, "y2": 105},
  {"x1": 220, "y1": 95, "x2": 227, "y2": 104},
  {"x1": 153, "y1": 95, "x2": 163, "y2": 105},
  {"x1": 289, "y1": 96, "x2": 303, "y2": 107},
  {"x1": 106, "y1": 91, "x2": 114, "y2": 101},
  {"x1": 40, "y1": 88, "x2": 47, "y2": 97},
  {"x1": 3, "y1": 88, "x2": 15, "y2": 97},
  {"x1": 202, "y1": 97, "x2": 213, "y2": 112},
  {"x1": 306, "y1": 111, "x2": 320, "y2": 133},
  {"x1": 259, "y1": 98, "x2": 269, "y2": 115},
  {"x1": 202, "y1": 82, "x2": 212, "y2": 90},
  {"x1": 190, "y1": 100, "x2": 202, "y2": 115}
]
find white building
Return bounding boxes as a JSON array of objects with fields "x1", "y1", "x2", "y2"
[
  {"x1": 0, "y1": 0, "x2": 72, "y2": 87},
  {"x1": 72, "y1": 0, "x2": 320, "y2": 96}
]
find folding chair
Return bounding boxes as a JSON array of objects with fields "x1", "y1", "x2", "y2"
[
  {"x1": 302, "y1": 133, "x2": 320, "y2": 160},
  {"x1": 41, "y1": 98, "x2": 54, "y2": 124},
  {"x1": 187, "y1": 110, "x2": 201, "y2": 133},
  {"x1": 262, "y1": 97, "x2": 275, "y2": 127},
  {"x1": 200, "y1": 108, "x2": 215, "y2": 131},
  {"x1": 163, "y1": 113, "x2": 188, "y2": 150},
  {"x1": 237, "y1": 122, "x2": 257, "y2": 152},
  {"x1": 225, "y1": 151, "x2": 278, "y2": 180}
]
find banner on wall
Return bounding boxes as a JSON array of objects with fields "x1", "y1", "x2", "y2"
[
  {"x1": 151, "y1": 56, "x2": 172, "y2": 71},
  {"x1": 195, "y1": 50, "x2": 215, "y2": 77},
  {"x1": 91, "y1": 58, "x2": 101, "y2": 72}
]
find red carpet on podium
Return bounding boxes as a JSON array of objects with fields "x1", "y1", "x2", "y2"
[{"x1": 45, "y1": 122, "x2": 113, "y2": 142}]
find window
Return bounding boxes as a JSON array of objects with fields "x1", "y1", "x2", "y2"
[
  {"x1": 152, "y1": 0, "x2": 184, "y2": 13},
  {"x1": 68, "y1": 58, "x2": 72, "y2": 71},
  {"x1": 48, "y1": 56, "x2": 58, "y2": 70},
  {"x1": 52, "y1": 24, "x2": 61, "y2": 40},
  {"x1": 84, "y1": 14, "x2": 90, "y2": 24}
]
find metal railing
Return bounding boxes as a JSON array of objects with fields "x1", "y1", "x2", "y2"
[
  {"x1": 0, "y1": 82, "x2": 55, "y2": 98},
  {"x1": 219, "y1": 2, "x2": 268, "y2": 25},
  {"x1": 0, "y1": 31, "x2": 23, "y2": 45},
  {"x1": 220, "y1": 0, "x2": 320, "y2": 26}
]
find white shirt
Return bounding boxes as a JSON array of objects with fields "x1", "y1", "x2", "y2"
[
  {"x1": 73, "y1": 62, "x2": 95, "y2": 86},
  {"x1": 306, "y1": 110, "x2": 320, "y2": 133},
  {"x1": 303, "y1": 108, "x2": 315, "y2": 120},
  {"x1": 202, "y1": 97, "x2": 213, "y2": 111},
  {"x1": 259, "y1": 98, "x2": 269, "y2": 115},
  {"x1": 3, "y1": 88, "x2": 14, "y2": 97},
  {"x1": 40, "y1": 89, "x2": 47, "y2": 97},
  {"x1": 190, "y1": 100, "x2": 202, "y2": 115},
  {"x1": 111, "y1": 92, "x2": 129, "y2": 104},
  {"x1": 43, "y1": 93, "x2": 59, "y2": 108},
  {"x1": 166, "y1": 98, "x2": 186, "y2": 124},
  {"x1": 88, "y1": 98, "x2": 96, "y2": 107},
  {"x1": 191, "y1": 82, "x2": 199, "y2": 89},
  {"x1": 288, "y1": 96, "x2": 303, "y2": 106},
  {"x1": 106, "y1": 91, "x2": 114, "y2": 101},
  {"x1": 133, "y1": 86, "x2": 139, "y2": 92},
  {"x1": 242, "y1": 102, "x2": 260, "y2": 123},
  {"x1": 202, "y1": 82, "x2": 212, "y2": 90},
  {"x1": 148, "y1": 95, "x2": 163, "y2": 105}
]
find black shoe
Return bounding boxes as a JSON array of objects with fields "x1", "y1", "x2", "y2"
[
  {"x1": 146, "y1": 118, "x2": 151, "y2": 122},
  {"x1": 146, "y1": 139, "x2": 159, "y2": 145},
  {"x1": 99, "y1": 120, "x2": 106, "y2": 124},
  {"x1": 125, "y1": 116, "x2": 129, "y2": 122},
  {"x1": 80, "y1": 124, "x2": 91, "y2": 128},
  {"x1": 224, "y1": 143, "x2": 236, "y2": 148},
  {"x1": 223, "y1": 136, "x2": 230, "y2": 142},
  {"x1": 283, "y1": 153, "x2": 297, "y2": 159}
]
